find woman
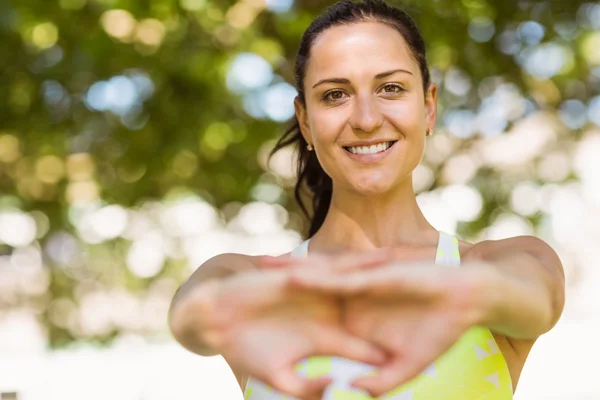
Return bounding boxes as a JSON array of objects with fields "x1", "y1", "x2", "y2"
[{"x1": 168, "y1": 0, "x2": 565, "y2": 399}]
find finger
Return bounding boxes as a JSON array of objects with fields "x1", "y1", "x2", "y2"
[
  {"x1": 351, "y1": 357, "x2": 422, "y2": 397},
  {"x1": 267, "y1": 368, "x2": 332, "y2": 399},
  {"x1": 257, "y1": 255, "x2": 300, "y2": 269},
  {"x1": 292, "y1": 264, "x2": 447, "y2": 299},
  {"x1": 288, "y1": 274, "x2": 361, "y2": 296},
  {"x1": 288, "y1": 269, "x2": 379, "y2": 296},
  {"x1": 216, "y1": 270, "x2": 292, "y2": 314},
  {"x1": 257, "y1": 256, "x2": 289, "y2": 269},
  {"x1": 312, "y1": 325, "x2": 388, "y2": 366},
  {"x1": 330, "y1": 249, "x2": 393, "y2": 273},
  {"x1": 257, "y1": 254, "x2": 331, "y2": 269},
  {"x1": 260, "y1": 250, "x2": 392, "y2": 274},
  {"x1": 264, "y1": 250, "x2": 391, "y2": 269}
]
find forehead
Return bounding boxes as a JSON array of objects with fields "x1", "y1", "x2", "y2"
[{"x1": 306, "y1": 22, "x2": 417, "y2": 83}]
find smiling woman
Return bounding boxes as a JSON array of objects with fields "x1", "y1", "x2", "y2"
[
  {"x1": 271, "y1": 3, "x2": 436, "y2": 235},
  {"x1": 168, "y1": 1, "x2": 565, "y2": 399}
]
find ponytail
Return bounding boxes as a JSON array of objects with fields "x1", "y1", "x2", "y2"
[{"x1": 269, "y1": 118, "x2": 331, "y2": 238}]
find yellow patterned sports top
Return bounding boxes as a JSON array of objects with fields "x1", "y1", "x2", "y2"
[{"x1": 244, "y1": 231, "x2": 513, "y2": 399}]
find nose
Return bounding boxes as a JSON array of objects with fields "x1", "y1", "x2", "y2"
[{"x1": 348, "y1": 94, "x2": 384, "y2": 133}]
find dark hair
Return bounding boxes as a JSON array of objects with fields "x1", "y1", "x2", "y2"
[{"x1": 271, "y1": 0, "x2": 431, "y2": 238}]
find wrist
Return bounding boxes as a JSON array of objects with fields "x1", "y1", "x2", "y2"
[{"x1": 459, "y1": 261, "x2": 503, "y2": 329}]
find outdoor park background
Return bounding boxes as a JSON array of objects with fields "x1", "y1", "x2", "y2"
[{"x1": 1, "y1": 0, "x2": 600, "y2": 398}]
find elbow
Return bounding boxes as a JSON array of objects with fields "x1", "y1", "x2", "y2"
[
  {"x1": 530, "y1": 270, "x2": 565, "y2": 337},
  {"x1": 546, "y1": 276, "x2": 566, "y2": 333}
]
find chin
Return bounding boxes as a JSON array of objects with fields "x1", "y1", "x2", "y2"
[{"x1": 351, "y1": 177, "x2": 395, "y2": 196}]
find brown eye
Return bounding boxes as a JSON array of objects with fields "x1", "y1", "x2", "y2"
[
  {"x1": 382, "y1": 84, "x2": 404, "y2": 93},
  {"x1": 323, "y1": 90, "x2": 346, "y2": 102}
]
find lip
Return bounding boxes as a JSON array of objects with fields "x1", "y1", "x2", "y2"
[
  {"x1": 342, "y1": 139, "x2": 398, "y2": 147},
  {"x1": 343, "y1": 140, "x2": 398, "y2": 163}
]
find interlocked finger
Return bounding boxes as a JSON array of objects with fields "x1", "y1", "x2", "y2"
[
  {"x1": 266, "y1": 367, "x2": 332, "y2": 400},
  {"x1": 310, "y1": 324, "x2": 388, "y2": 366},
  {"x1": 289, "y1": 263, "x2": 451, "y2": 300},
  {"x1": 351, "y1": 356, "x2": 419, "y2": 397},
  {"x1": 257, "y1": 254, "x2": 330, "y2": 269},
  {"x1": 258, "y1": 249, "x2": 393, "y2": 274}
]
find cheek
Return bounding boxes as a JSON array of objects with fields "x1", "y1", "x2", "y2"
[
  {"x1": 309, "y1": 108, "x2": 345, "y2": 140},
  {"x1": 308, "y1": 109, "x2": 346, "y2": 170},
  {"x1": 383, "y1": 100, "x2": 426, "y2": 133}
]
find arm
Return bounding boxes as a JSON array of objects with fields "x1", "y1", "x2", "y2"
[
  {"x1": 168, "y1": 253, "x2": 261, "y2": 356},
  {"x1": 463, "y1": 235, "x2": 566, "y2": 339},
  {"x1": 169, "y1": 252, "x2": 389, "y2": 398}
]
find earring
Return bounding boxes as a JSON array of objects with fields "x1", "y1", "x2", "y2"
[
  {"x1": 307, "y1": 143, "x2": 314, "y2": 151},
  {"x1": 426, "y1": 129, "x2": 434, "y2": 136}
]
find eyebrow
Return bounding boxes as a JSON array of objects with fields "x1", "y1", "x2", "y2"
[{"x1": 312, "y1": 68, "x2": 413, "y2": 89}]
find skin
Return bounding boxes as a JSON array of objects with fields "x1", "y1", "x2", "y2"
[
  {"x1": 260, "y1": 238, "x2": 555, "y2": 396},
  {"x1": 294, "y1": 21, "x2": 438, "y2": 252},
  {"x1": 169, "y1": 20, "x2": 565, "y2": 399},
  {"x1": 283, "y1": 21, "x2": 561, "y2": 395}
]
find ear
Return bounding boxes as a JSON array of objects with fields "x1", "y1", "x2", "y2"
[
  {"x1": 294, "y1": 96, "x2": 312, "y2": 145},
  {"x1": 424, "y1": 83, "x2": 438, "y2": 132}
]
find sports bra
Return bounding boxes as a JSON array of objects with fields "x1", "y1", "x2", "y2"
[{"x1": 244, "y1": 231, "x2": 513, "y2": 399}]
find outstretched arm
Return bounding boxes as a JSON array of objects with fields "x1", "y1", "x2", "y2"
[
  {"x1": 277, "y1": 234, "x2": 566, "y2": 396},
  {"x1": 168, "y1": 251, "x2": 390, "y2": 399},
  {"x1": 168, "y1": 253, "x2": 261, "y2": 356},
  {"x1": 463, "y1": 235, "x2": 566, "y2": 339}
]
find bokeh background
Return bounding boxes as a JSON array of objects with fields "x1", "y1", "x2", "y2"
[{"x1": 1, "y1": 0, "x2": 599, "y2": 398}]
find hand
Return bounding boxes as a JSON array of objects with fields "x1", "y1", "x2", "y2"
[
  {"x1": 192, "y1": 256, "x2": 390, "y2": 399},
  {"x1": 286, "y1": 257, "x2": 488, "y2": 397},
  {"x1": 258, "y1": 248, "x2": 393, "y2": 273}
]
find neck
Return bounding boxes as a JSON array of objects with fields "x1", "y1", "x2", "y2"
[{"x1": 310, "y1": 174, "x2": 438, "y2": 253}]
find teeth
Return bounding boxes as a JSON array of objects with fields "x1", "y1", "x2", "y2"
[{"x1": 348, "y1": 141, "x2": 393, "y2": 155}]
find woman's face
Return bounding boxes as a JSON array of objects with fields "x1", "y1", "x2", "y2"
[{"x1": 295, "y1": 22, "x2": 437, "y2": 196}]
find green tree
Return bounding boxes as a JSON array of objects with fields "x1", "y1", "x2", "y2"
[{"x1": 0, "y1": 0, "x2": 597, "y2": 346}]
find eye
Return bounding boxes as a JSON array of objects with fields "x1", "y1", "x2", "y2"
[
  {"x1": 381, "y1": 83, "x2": 405, "y2": 94},
  {"x1": 322, "y1": 90, "x2": 347, "y2": 102}
]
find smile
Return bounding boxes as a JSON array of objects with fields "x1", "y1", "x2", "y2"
[{"x1": 343, "y1": 141, "x2": 397, "y2": 155}]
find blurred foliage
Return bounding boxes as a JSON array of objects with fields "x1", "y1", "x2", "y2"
[{"x1": 0, "y1": 0, "x2": 599, "y2": 347}]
